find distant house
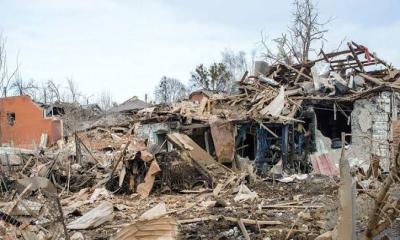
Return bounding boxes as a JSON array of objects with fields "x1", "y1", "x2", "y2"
[
  {"x1": 0, "y1": 96, "x2": 63, "y2": 149},
  {"x1": 109, "y1": 96, "x2": 149, "y2": 114},
  {"x1": 188, "y1": 90, "x2": 216, "y2": 103},
  {"x1": 38, "y1": 102, "x2": 65, "y2": 117},
  {"x1": 38, "y1": 102, "x2": 103, "y2": 120}
]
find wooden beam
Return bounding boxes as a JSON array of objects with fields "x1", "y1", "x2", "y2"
[
  {"x1": 336, "y1": 132, "x2": 356, "y2": 240},
  {"x1": 240, "y1": 71, "x2": 249, "y2": 82},
  {"x1": 108, "y1": 140, "x2": 131, "y2": 181},
  {"x1": 321, "y1": 49, "x2": 334, "y2": 71},
  {"x1": 283, "y1": 63, "x2": 313, "y2": 81},
  {"x1": 255, "y1": 119, "x2": 279, "y2": 138},
  {"x1": 7, "y1": 183, "x2": 32, "y2": 215},
  {"x1": 177, "y1": 123, "x2": 210, "y2": 130},
  {"x1": 294, "y1": 67, "x2": 305, "y2": 84},
  {"x1": 352, "y1": 41, "x2": 391, "y2": 68},
  {"x1": 348, "y1": 42, "x2": 365, "y2": 72},
  {"x1": 331, "y1": 60, "x2": 377, "y2": 68},
  {"x1": 359, "y1": 73, "x2": 383, "y2": 86},
  {"x1": 238, "y1": 219, "x2": 251, "y2": 240}
]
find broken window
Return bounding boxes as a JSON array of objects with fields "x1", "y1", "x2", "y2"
[
  {"x1": 156, "y1": 131, "x2": 168, "y2": 151},
  {"x1": 313, "y1": 103, "x2": 352, "y2": 146},
  {"x1": 236, "y1": 125, "x2": 256, "y2": 160},
  {"x1": 7, "y1": 112, "x2": 15, "y2": 126}
]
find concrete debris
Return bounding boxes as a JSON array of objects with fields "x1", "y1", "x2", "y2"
[
  {"x1": 70, "y1": 232, "x2": 85, "y2": 240},
  {"x1": 139, "y1": 203, "x2": 167, "y2": 221},
  {"x1": 88, "y1": 188, "x2": 110, "y2": 203},
  {"x1": 67, "y1": 201, "x2": 114, "y2": 230}
]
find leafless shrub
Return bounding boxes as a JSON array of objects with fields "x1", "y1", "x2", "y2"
[{"x1": 260, "y1": 0, "x2": 331, "y2": 64}]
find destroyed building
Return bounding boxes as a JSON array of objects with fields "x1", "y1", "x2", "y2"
[
  {"x1": 130, "y1": 42, "x2": 399, "y2": 178},
  {"x1": 0, "y1": 95, "x2": 63, "y2": 149},
  {"x1": 1, "y1": 42, "x2": 400, "y2": 239},
  {"x1": 157, "y1": 41, "x2": 399, "y2": 176}
]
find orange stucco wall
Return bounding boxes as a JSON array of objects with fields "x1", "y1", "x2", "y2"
[{"x1": 0, "y1": 96, "x2": 63, "y2": 149}]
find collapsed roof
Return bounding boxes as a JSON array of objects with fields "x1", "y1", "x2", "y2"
[
  {"x1": 109, "y1": 96, "x2": 149, "y2": 113},
  {"x1": 176, "y1": 41, "x2": 400, "y2": 124}
]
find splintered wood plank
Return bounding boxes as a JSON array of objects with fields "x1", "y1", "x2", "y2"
[
  {"x1": 167, "y1": 132, "x2": 234, "y2": 186},
  {"x1": 113, "y1": 217, "x2": 177, "y2": 240}
]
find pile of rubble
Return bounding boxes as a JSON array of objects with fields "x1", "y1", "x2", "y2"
[{"x1": 1, "y1": 41, "x2": 400, "y2": 239}]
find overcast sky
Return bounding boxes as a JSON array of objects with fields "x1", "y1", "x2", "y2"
[{"x1": 1, "y1": 0, "x2": 400, "y2": 103}]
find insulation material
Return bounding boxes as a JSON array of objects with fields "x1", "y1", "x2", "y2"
[
  {"x1": 234, "y1": 183, "x2": 258, "y2": 202},
  {"x1": 209, "y1": 117, "x2": 235, "y2": 163},
  {"x1": 311, "y1": 62, "x2": 331, "y2": 91},
  {"x1": 260, "y1": 86, "x2": 285, "y2": 117}
]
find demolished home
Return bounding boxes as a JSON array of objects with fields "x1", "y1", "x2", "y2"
[
  {"x1": 132, "y1": 41, "x2": 399, "y2": 176},
  {"x1": 1, "y1": 42, "x2": 400, "y2": 239}
]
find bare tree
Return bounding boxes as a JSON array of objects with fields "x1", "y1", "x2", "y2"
[
  {"x1": 221, "y1": 49, "x2": 248, "y2": 80},
  {"x1": 47, "y1": 80, "x2": 62, "y2": 103},
  {"x1": 260, "y1": 0, "x2": 330, "y2": 64},
  {"x1": 10, "y1": 70, "x2": 38, "y2": 98},
  {"x1": 154, "y1": 76, "x2": 187, "y2": 104},
  {"x1": 66, "y1": 77, "x2": 79, "y2": 103},
  {"x1": 12, "y1": 77, "x2": 24, "y2": 95},
  {"x1": 38, "y1": 82, "x2": 49, "y2": 103},
  {"x1": 0, "y1": 33, "x2": 19, "y2": 97},
  {"x1": 98, "y1": 90, "x2": 114, "y2": 111},
  {"x1": 221, "y1": 49, "x2": 249, "y2": 92}
]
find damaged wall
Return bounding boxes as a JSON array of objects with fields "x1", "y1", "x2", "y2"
[
  {"x1": 135, "y1": 122, "x2": 174, "y2": 148},
  {"x1": 0, "y1": 96, "x2": 63, "y2": 149},
  {"x1": 351, "y1": 91, "x2": 396, "y2": 171}
]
